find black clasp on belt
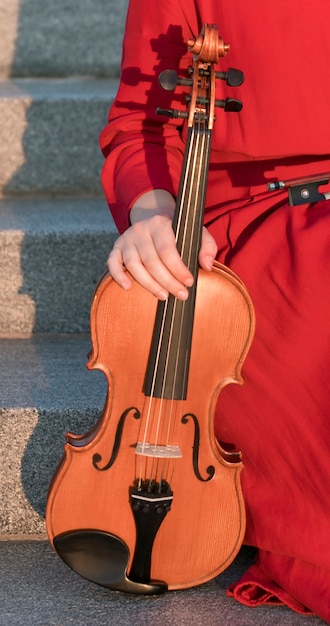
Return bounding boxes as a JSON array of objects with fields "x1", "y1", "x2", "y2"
[{"x1": 268, "y1": 173, "x2": 330, "y2": 206}]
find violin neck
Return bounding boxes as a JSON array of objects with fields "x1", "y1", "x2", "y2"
[{"x1": 143, "y1": 125, "x2": 212, "y2": 401}]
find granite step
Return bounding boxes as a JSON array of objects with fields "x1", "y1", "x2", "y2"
[
  {"x1": 0, "y1": 0, "x2": 128, "y2": 79},
  {"x1": 0, "y1": 77, "x2": 117, "y2": 196},
  {"x1": 0, "y1": 196, "x2": 117, "y2": 335},
  {"x1": 0, "y1": 335, "x2": 107, "y2": 535}
]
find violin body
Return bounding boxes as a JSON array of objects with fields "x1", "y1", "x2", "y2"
[{"x1": 46, "y1": 261, "x2": 254, "y2": 591}]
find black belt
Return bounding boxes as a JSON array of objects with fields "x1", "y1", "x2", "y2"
[{"x1": 268, "y1": 172, "x2": 330, "y2": 206}]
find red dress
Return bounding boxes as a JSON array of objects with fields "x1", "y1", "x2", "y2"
[{"x1": 100, "y1": 0, "x2": 330, "y2": 621}]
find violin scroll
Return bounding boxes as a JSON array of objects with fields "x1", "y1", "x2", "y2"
[
  {"x1": 157, "y1": 23, "x2": 244, "y2": 128},
  {"x1": 187, "y1": 23, "x2": 230, "y2": 63}
]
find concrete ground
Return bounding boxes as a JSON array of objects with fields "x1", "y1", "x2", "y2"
[{"x1": 0, "y1": 541, "x2": 325, "y2": 626}]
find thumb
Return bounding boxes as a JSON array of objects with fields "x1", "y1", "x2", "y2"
[{"x1": 199, "y1": 227, "x2": 218, "y2": 271}]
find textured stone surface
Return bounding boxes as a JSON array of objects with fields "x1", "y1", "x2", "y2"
[
  {"x1": 0, "y1": 197, "x2": 117, "y2": 334},
  {"x1": 0, "y1": 336, "x2": 107, "y2": 534},
  {"x1": 0, "y1": 78, "x2": 117, "y2": 196},
  {"x1": 0, "y1": 0, "x2": 129, "y2": 78},
  {"x1": 0, "y1": 541, "x2": 324, "y2": 626}
]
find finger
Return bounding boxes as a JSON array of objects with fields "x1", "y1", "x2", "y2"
[
  {"x1": 124, "y1": 216, "x2": 193, "y2": 298},
  {"x1": 151, "y1": 220, "x2": 194, "y2": 287},
  {"x1": 108, "y1": 238, "x2": 187, "y2": 300},
  {"x1": 107, "y1": 246, "x2": 132, "y2": 290},
  {"x1": 125, "y1": 242, "x2": 190, "y2": 300}
]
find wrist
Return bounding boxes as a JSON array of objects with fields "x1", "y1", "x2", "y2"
[{"x1": 130, "y1": 189, "x2": 176, "y2": 224}]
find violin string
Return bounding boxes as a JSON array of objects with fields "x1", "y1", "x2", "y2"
[
  {"x1": 168, "y1": 71, "x2": 208, "y2": 380},
  {"x1": 151, "y1": 98, "x2": 207, "y2": 460},
  {"x1": 159, "y1": 127, "x2": 202, "y2": 408},
  {"x1": 136, "y1": 157, "x2": 192, "y2": 482},
  {"x1": 139, "y1": 126, "x2": 197, "y2": 440},
  {"x1": 161, "y1": 79, "x2": 209, "y2": 445},
  {"x1": 138, "y1": 63, "x2": 210, "y2": 486}
]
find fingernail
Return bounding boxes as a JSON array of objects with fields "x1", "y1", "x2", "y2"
[
  {"x1": 205, "y1": 256, "x2": 213, "y2": 270},
  {"x1": 120, "y1": 278, "x2": 131, "y2": 290},
  {"x1": 178, "y1": 289, "x2": 189, "y2": 300},
  {"x1": 158, "y1": 290, "x2": 168, "y2": 301}
]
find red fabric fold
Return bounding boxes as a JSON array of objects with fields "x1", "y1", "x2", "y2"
[{"x1": 227, "y1": 563, "x2": 314, "y2": 615}]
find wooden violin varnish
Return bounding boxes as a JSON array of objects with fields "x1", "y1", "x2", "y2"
[{"x1": 46, "y1": 24, "x2": 255, "y2": 593}]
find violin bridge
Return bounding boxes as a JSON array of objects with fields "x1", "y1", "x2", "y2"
[{"x1": 135, "y1": 442, "x2": 183, "y2": 458}]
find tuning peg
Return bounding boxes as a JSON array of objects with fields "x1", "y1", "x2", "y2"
[
  {"x1": 215, "y1": 68, "x2": 244, "y2": 87},
  {"x1": 158, "y1": 70, "x2": 193, "y2": 91},
  {"x1": 215, "y1": 97, "x2": 243, "y2": 112},
  {"x1": 156, "y1": 107, "x2": 188, "y2": 119}
]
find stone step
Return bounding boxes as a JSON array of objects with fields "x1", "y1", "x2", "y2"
[
  {"x1": 0, "y1": 335, "x2": 108, "y2": 535},
  {"x1": 0, "y1": 196, "x2": 118, "y2": 335},
  {"x1": 0, "y1": 77, "x2": 117, "y2": 196},
  {"x1": 0, "y1": 0, "x2": 128, "y2": 79}
]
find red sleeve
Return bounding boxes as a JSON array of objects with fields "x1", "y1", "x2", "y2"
[
  {"x1": 101, "y1": 0, "x2": 330, "y2": 232},
  {"x1": 99, "y1": 1, "x2": 197, "y2": 233}
]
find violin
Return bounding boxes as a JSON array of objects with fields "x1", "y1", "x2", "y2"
[{"x1": 46, "y1": 24, "x2": 255, "y2": 593}]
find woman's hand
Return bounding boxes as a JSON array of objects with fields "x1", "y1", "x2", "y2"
[{"x1": 107, "y1": 189, "x2": 218, "y2": 300}]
